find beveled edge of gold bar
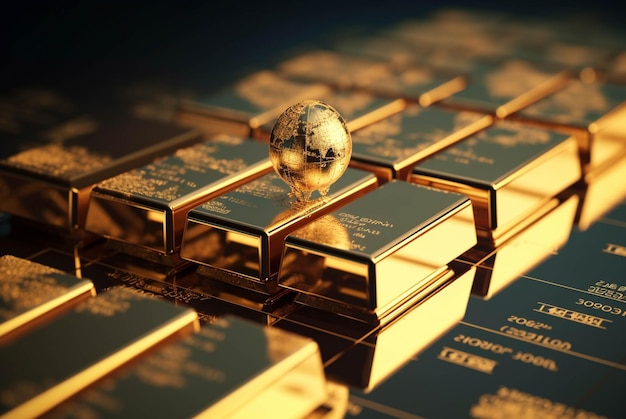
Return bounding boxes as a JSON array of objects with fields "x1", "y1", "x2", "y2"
[
  {"x1": 344, "y1": 97, "x2": 407, "y2": 133},
  {"x1": 495, "y1": 70, "x2": 572, "y2": 119},
  {"x1": 419, "y1": 74, "x2": 468, "y2": 107},
  {"x1": 0, "y1": 278, "x2": 96, "y2": 343},
  {"x1": 483, "y1": 196, "x2": 562, "y2": 247}
]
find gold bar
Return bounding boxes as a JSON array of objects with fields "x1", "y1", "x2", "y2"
[
  {"x1": 466, "y1": 193, "x2": 579, "y2": 299},
  {"x1": 325, "y1": 262, "x2": 475, "y2": 391},
  {"x1": 276, "y1": 49, "x2": 467, "y2": 105},
  {"x1": 180, "y1": 168, "x2": 378, "y2": 294},
  {"x1": 509, "y1": 79, "x2": 626, "y2": 173},
  {"x1": 47, "y1": 315, "x2": 330, "y2": 419},
  {"x1": 0, "y1": 255, "x2": 96, "y2": 342},
  {"x1": 411, "y1": 120, "x2": 581, "y2": 245},
  {"x1": 0, "y1": 286, "x2": 199, "y2": 418},
  {"x1": 278, "y1": 180, "x2": 476, "y2": 324},
  {"x1": 84, "y1": 135, "x2": 273, "y2": 257},
  {"x1": 438, "y1": 59, "x2": 572, "y2": 118},
  {"x1": 349, "y1": 104, "x2": 492, "y2": 182},
  {"x1": 0, "y1": 113, "x2": 201, "y2": 230},
  {"x1": 175, "y1": 70, "x2": 332, "y2": 140}
]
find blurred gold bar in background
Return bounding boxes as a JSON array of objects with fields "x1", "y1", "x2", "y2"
[
  {"x1": 85, "y1": 135, "x2": 273, "y2": 258},
  {"x1": 0, "y1": 255, "x2": 96, "y2": 342},
  {"x1": 0, "y1": 113, "x2": 201, "y2": 231},
  {"x1": 438, "y1": 59, "x2": 572, "y2": 119},
  {"x1": 275, "y1": 49, "x2": 466, "y2": 106},
  {"x1": 47, "y1": 315, "x2": 332, "y2": 419},
  {"x1": 509, "y1": 79, "x2": 626, "y2": 173},
  {"x1": 349, "y1": 104, "x2": 492, "y2": 182},
  {"x1": 175, "y1": 70, "x2": 332, "y2": 140},
  {"x1": 257, "y1": 90, "x2": 407, "y2": 141}
]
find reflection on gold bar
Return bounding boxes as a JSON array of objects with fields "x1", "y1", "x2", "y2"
[
  {"x1": 276, "y1": 49, "x2": 466, "y2": 105},
  {"x1": 349, "y1": 104, "x2": 492, "y2": 182},
  {"x1": 509, "y1": 79, "x2": 626, "y2": 173},
  {"x1": 0, "y1": 287, "x2": 199, "y2": 418},
  {"x1": 325, "y1": 263, "x2": 475, "y2": 391},
  {"x1": 411, "y1": 120, "x2": 581, "y2": 245},
  {"x1": 0, "y1": 113, "x2": 201, "y2": 230},
  {"x1": 438, "y1": 59, "x2": 572, "y2": 118},
  {"x1": 185, "y1": 267, "x2": 296, "y2": 318},
  {"x1": 0, "y1": 255, "x2": 96, "y2": 342},
  {"x1": 466, "y1": 194, "x2": 579, "y2": 299},
  {"x1": 175, "y1": 70, "x2": 332, "y2": 140},
  {"x1": 180, "y1": 168, "x2": 378, "y2": 294},
  {"x1": 576, "y1": 151, "x2": 626, "y2": 231},
  {"x1": 278, "y1": 180, "x2": 476, "y2": 324},
  {"x1": 48, "y1": 315, "x2": 329, "y2": 419},
  {"x1": 257, "y1": 90, "x2": 407, "y2": 141},
  {"x1": 85, "y1": 135, "x2": 273, "y2": 256}
]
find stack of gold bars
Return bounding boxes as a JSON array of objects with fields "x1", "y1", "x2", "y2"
[{"x1": 1, "y1": 5, "x2": 625, "y2": 418}]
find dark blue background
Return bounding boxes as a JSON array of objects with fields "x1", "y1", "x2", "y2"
[{"x1": 2, "y1": 0, "x2": 621, "y2": 93}]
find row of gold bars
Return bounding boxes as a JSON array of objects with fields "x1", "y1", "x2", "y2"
[{"x1": 1, "y1": 7, "x2": 625, "y2": 419}]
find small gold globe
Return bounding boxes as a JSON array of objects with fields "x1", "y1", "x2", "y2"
[{"x1": 269, "y1": 100, "x2": 352, "y2": 201}]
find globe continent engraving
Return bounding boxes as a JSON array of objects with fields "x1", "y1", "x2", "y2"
[{"x1": 269, "y1": 100, "x2": 352, "y2": 201}]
